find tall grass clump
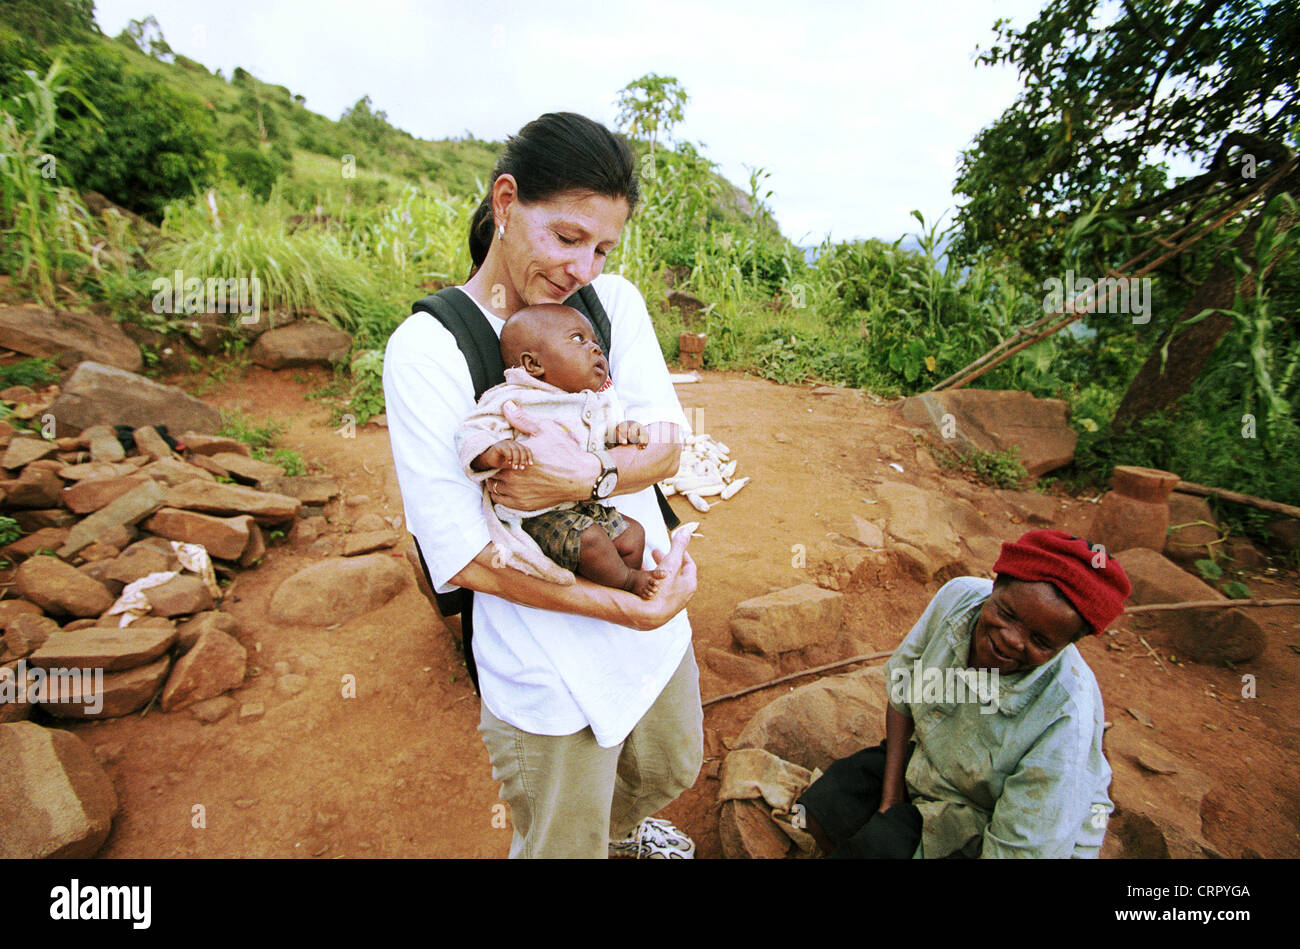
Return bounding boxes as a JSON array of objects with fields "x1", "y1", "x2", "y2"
[{"x1": 0, "y1": 59, "x2": 98, "y2": 305}]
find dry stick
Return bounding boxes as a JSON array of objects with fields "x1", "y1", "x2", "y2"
[
  {"x1": 1137, "y1": 634, "x2": 1171, "y2": 676},
  {"x1": 1126, "y1": 598, "x2": 1300, "y2": 613},
  {"x1": 1174, "y1": 480, "x2": 1300, "y2": 521},
  {"x1": 701, "y1": 649, "x2": 892, "y2": 708},
  {"x1": 930, "y1": 158, "x2": 1300, "y2": 392}
]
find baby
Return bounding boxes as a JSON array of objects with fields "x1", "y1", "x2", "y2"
[{"x1": 455, "y1": 303, "x2": 667, "y2": 598}]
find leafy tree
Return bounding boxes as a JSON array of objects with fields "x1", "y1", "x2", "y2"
[
  {"x1": 953, "y1": 0, "x2": 1300, "y2": 428},
  {"x1": 0, "y1": 0, "x2": 96, "y2": 46},
  {"x1": 46, "y1": 43, "x2": 220, "y2": 218},
  {"x1": 341, "y1": 95, "x2": 394, "y2": 146},
  {"x1": 615, "y1": 73, "x2": 688, "y2": 160}
]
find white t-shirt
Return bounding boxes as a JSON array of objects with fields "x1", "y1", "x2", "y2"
[{"x1": 382, "y1": 273, "x2": 693, "y2": 747}]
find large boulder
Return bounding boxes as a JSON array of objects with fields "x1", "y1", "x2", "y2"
[
  {"x1": 57, "y1": 478, "x2": 165, "y2": 558},
  {"x1": 42, "y1": 655, "x2": 171, "y2": 719},
  {"x1": 0, "y1": 305, "x2": 142, "y2": 372},
  {"x1": 162, "y1": 480, "x2": 300, "y2": 523},
  {"x1": 46, "y1": 362, "x2": 222, "y2": 436},
  {"x1": 143, "y1": 508, "x2": 253, "y2": 560},
  {"x1": 268, "y1": 554, "x2": 408, "y2": 626},
  {"x1": 1164, "y1": 493, "x2": 1221, "y2": 565},
  {"x1": 900, "y1": 389, "x2": 1076, "y2": 478},
  {"x1": 734, "y1": 666, "x2": 890, "y2": 773},
  {"x1": 250, "y1": 322, "x2": 352, "y2": 369},
  {"x1": 1102, "y1": 727, "x2": 1218, "y2": 858},
  {"x1": 1116, "y1": 547, "x2": 1265, "y2": 663},
  {"x1": 0, "y1": 721, "x2": 119, "y2": 858},
  {"x1": 159, "y1": 628, "x2": 246, "y2": 711},
  {"x1": 29, "y1": 626, "x2": 177, "y2": 671},
  {"x1": 730, "y1": 584, "x2": 843, "y2": 656}
]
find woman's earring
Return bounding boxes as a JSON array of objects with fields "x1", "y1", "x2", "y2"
[{"x1": 498, "y1": 223, "x2": 505, "y2": 240}]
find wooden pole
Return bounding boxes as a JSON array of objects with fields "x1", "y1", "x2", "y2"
[
  {"x1": 701, "y1": 650, "x2": 892, "y2": 708},
  {"x1": 1126, "y1": 598, "x2": 1300, "y2": 613},
  {"x1": 1174, "y1": 480, "x2": 1300, "y2": 520}
]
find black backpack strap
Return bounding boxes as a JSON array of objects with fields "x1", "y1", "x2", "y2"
[
  {"x1": 411, "y1": 287, "x2": 506, "y2": 400},
  {"x1": 563, "y1": 285, "x2": 680, "y2": 532}
]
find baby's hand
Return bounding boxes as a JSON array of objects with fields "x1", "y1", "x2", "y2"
[
  {"x1": 614, "y1": 420, "x2": 650, "y2": 447},
  {"x1": 478, "y1": 439, "x2": 533, "y2": 471}
]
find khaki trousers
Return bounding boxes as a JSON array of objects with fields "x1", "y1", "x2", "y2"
[{"x1": 477, "y1": 646, "x2": 703, "y2": 858}]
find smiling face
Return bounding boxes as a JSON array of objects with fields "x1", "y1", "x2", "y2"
[
  {"x1": 497, "y1": 184, "x2": 629, "y2": 308},
  {"x1": 502, "y1": 304, "x2": 608, "y2": 393},
  {"x1": 967, "y1": 578, "x2": 1087, "y2": 675}
]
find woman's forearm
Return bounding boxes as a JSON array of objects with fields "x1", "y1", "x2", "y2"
[
  {"x1": 448, "y1": 538, "x2": 696, "y2": 630},
  {"x1": 607, "y1": 434, "x2": 681, "y2": 496},
  {"x1": 879, "y1": 704, "x2": 915, "y2": 811}
]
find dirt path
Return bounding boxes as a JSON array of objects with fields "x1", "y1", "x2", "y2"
[{"x1": 78, "y1": 366, "x2": 1299, "y2": 858}]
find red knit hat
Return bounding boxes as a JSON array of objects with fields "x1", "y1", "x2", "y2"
[{"x1": 993, "y1": 530, "x2": 1132, "y2": 635}]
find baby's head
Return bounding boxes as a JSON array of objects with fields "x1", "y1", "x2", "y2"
[{"x1": 500, "y1": 303, "x2": 609, "y2": 393}]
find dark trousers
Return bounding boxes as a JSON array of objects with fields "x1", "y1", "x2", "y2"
[{"x1": 797, "y1": 742, "x2": 923, "y2": 859}]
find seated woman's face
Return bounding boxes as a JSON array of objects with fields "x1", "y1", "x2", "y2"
[
  {"x1": 504, "y1": 190, "x2": 630, "y2": 306},
  {"x1": 968, "y1": 579, "x2": 1086, "y2": 674}
]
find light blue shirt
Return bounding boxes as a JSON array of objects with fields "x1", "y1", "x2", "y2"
[{"x1": 884, "y1": 577, "x2": 1113, "y2": 858}]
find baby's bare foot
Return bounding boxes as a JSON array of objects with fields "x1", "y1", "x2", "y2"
[{"x1": 628, "y1": 569, "x2": 661, "y2": 599}]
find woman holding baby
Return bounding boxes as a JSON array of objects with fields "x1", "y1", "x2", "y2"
[{"x1": 383, "y1": 112, "x2": 702, "y2": 858}]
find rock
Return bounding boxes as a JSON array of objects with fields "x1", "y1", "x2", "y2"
[
  {"x1": 1263, "y1": 518, "x2": 1300, "y2": 553},
  {"x1": 0, "y1": 721, "x2": 119, "y2": 858},
  {"x1": 0, "y1": 600, "x2": 43, "y2": 626},
  {"x1": 734, "y1": 666, "x2": 890, "y2": 773},
  {"x1": 43, "y1": 655, "x2": 170, "y2": 719},
  {"x1": 1, "y1": 435, "x2": 57, "y2": 470},
  {"x1": 276, "y1": 673, "x2": 308, "y2": 697},
  {"x1": 849, "y1": 514, "x2": 884, "y2": 547},
  {"x1": 2, "y1": 526, "x2": 70, "y2": 561},
  {"x1": 131, "y1": 425, "x2": 174, "y2": 462},
  {"x1": 238, "y1": 701, "x2": 265, "y2": 723},
  {"x1": 47, "y1": 362, "x2": 222, "y2": 436},
  {"x1": 899, "y1": 389, "x2": 1076, "y2": 478},
  {"x1": 353, "y1": 513, "x2": 387, "y2": 533},
  {"x1": 87, "y1": 428, "x2": 126, "y2": 463},
  {"x1": 239, "y1": 522, "x2": 266, "y2": 567},
  {"x1": 718, "y1": 799, "x2": 793, "y2": 860},
  {"x1": 4, "y1": 466, "x2": 63, "y2": 508},
  {"x1": 289, "y1": 518, "x2": 321, "y2": 546},
  {"x1": 1102, "y1": 727, "x2": 1218, "y2": 858},
  {"x1": 163, "y1": 480, "x2": 300, "y2": 523},
  {"x1": 11, "y1": 508, "x2": 78, "y2": 532},
  {"x1": 188, "y1": 694, "x2": 235, "y2": 723},
  {"x1": 730, "y1": 584, "x2": 843, "y2": 656},
  {"x1": 1222, "y1": 537, "x2": 1266, "y2": 568},
  {"x1": 144, "y1": 575, "x2": 215, "y2": 617},
  {"x1": 176, "y1": 611, "x2": 240, "y2": 652},
  {"x1": 76, "y1": 541, "x2": 122, "y2": 563},
  {"x1": 104, "y1": 543, "x2": 178, "y2": 585},
  {"x1": 250, "y1": 321, "x2": 352, "y2": 369},
  {"x1": 15, "y1": 555, "x2": 115, "y2": 617},
  {"x1": 159, "y1": 628, "x2": 247, "y2": 712},
  {"x1": 342, "y1": 529, "x2": 401, "y2": 556},
  {"x1": 57, "y1": 478, "x2": 166, "y2": 558},
  {"x1": 0, "y1": 305, "x2": 141, "y2": 372},
  {"x1": 702, "y1": 646, "x2": 776, "y2": 685},
  {"x1": 1164, "y1": 492, "x2": 1220, "y2": 565},
  {"x1": 1117, "y1": 547, "x2": 1265, "y2": 663},
  {"x1": 76, "y1": 561, "x2": 124, "y2": 598},
  {"x1": 268, "y1": 554, "x2": 407, "y2": 626},
  {"x1": 138, "y1": 458, "x2": 218, "y2": 487},
  {"x1": 209, "y1": 452, "x2": 284, "y2": 486},
  {"x1": 2, "y1": 614, "x2": 59, "y2": 658},
  {"x1": 143, "y1": 508, "x2": 253, "y2": 561},
  {"x1": 61, "y1": 474, "x2": 152, "y2": 514},
  {"x1": 870, "y1": 482, "x2": 969, "y2": 580},
  {"x1": 57, "y1": 461, "x2": 139, "y2": 482},
  {"x1": 185, "y1": 454, "x2": 230, "y2": 478},
  {"x1": 29, "y1": 626, "x2": 176, "y2": 671},
  {"x1": 995, "y1": 489, "x2": 1059, "y2": 525},
  {"x1": 177, "y1": 433, "x2": 250, "y2": 457},
  {"x1": 262, "y1": 475, "x2": 340, "y2": 504}
]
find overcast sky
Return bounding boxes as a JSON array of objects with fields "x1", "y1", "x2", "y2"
[{"x1": 91, "y1": 0, "x2": 1052, "y2": 244}]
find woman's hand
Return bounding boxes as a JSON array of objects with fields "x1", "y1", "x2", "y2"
[
  {"x1": 616, "y1": 530, "x2": 698, "y2": 629},
  {"x1": 486, "y1": 401, "x2": 600, "y2": 510}
]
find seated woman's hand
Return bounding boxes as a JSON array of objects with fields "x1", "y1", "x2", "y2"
[{"x1": 487, "y1": 401, "x2": 600, "y2": 510}]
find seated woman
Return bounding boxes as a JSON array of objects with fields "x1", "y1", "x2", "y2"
[{"x1": 798, "y1": 529, "x2": 1130, "y2": 858}]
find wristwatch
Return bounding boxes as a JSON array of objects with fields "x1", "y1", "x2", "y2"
[{"x1": 591, "y1": 449, "x2": 618, "y2": 500}]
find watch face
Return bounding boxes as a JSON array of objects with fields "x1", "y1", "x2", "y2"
[{"x1": 596, "y1": 471, "x2": 618, "y2": 499}]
